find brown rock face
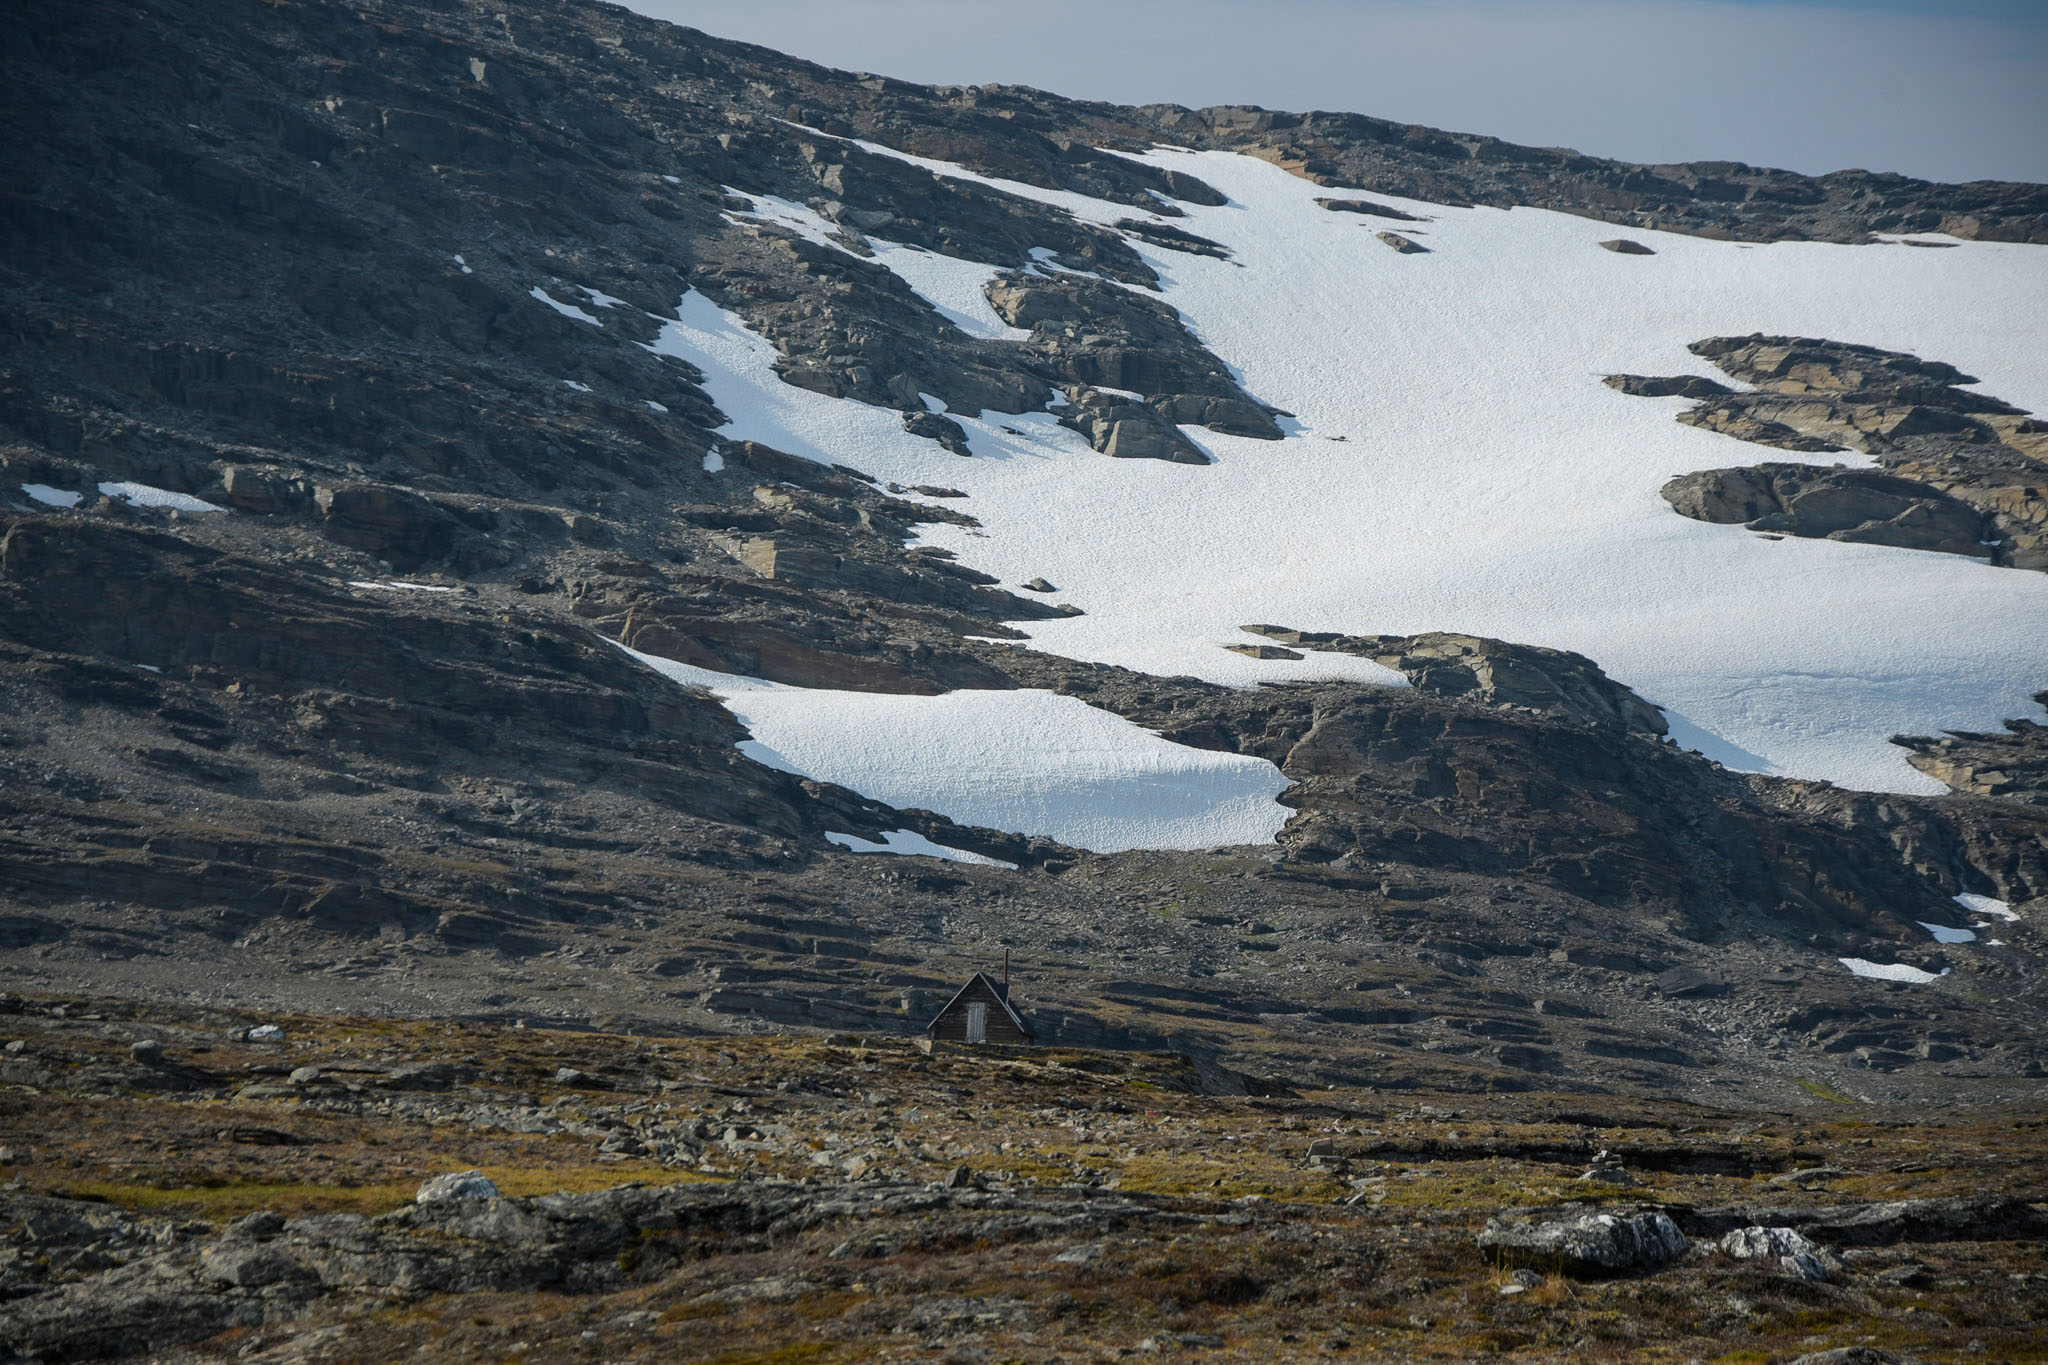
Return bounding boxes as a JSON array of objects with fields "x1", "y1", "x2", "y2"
[
  {"x1": 1895, "y1": 691, "x2": 2048, "y2": 803},
  {"x1": 1660, "y1": 465, "x2": 1992, "y2": 558}
]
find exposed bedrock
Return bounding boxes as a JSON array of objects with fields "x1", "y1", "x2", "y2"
[
  {"x1": 1893, "y1": 691, "x2": 2048, "y2": 804},
  {"x1": 1613, "y1": 335, "x2": 2047, "y2": 569},
  {"x1": 1041, "y1": 634, "x2": 2048, "y2": 923},
  {"x1": 1147, "y1": 108, "x2": 2048, "y2": 245},
  {"x1": 1660, "y1": 464, "x2": 1992, "y2": 559},
  {"x1": 1314, "y1": 195, "x2": 1424, "y2": 222},
  {"x1": 984, "y1": 272, "x2": 1285, "y2": 451},
  {"x1": 1028, "y1": 665, "x2": 1949, "y2": 942},
  {"x1": 1238, "y1": 627, "x2": 1668, "y2": 736}
]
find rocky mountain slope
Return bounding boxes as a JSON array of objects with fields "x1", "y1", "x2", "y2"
[{"x1": 1, "y1": 0, "x2": 2045, "y2": 1129}]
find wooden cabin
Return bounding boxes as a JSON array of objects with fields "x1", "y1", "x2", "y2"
[{"x1": 924, "y1": 970, "x2": 1034, "y2": 1046}]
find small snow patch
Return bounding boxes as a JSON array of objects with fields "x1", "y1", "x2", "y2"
[
  {"x1": 562, "y1": 379, "x2": 593, "y2": 392},
  {"x1": 1838, "y1": 958, "x2": 1945, "y2": 984},
  {"x1": 868, "y1": 239, "x2": 1031, "y2": 341},
  {"x1": 98, "y1": 481, "x2": 226, "y2": 512},
  {"x1": 722, "y1": 188, "x2": 854, "y2": 253},
  {"x1": 826, "y1": 829, "x2": 1016, "y2": 869},
  {"x1": 452, "y1": 253, "x2": 472, "y2": 274},
  {"x1": 529, "y1": 286, "x2": 602, "y2": 326},
  {"x1": 348, "y1": 580, "x2": 457, "y2": 593},
  {"x1": 580, "y1": 286, "x2": 630, "y2": 310},
  {"x1": 20, "y1": 483, "x2": 81, "y2": 508},
  {"x1": 1955, "y1": 892, "x2": 2016, "y2": 921},
  {"x1": 1917, "y1": 921, "x2": 1977, "y2": 944},
  {"x1": 645, "y1": 400, "x2": 668, "y2": 413}
]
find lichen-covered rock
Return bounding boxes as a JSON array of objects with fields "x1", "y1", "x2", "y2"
[
  {"x1": 416, "y1": 1170, "x2": 500, "y2": 1205},
  {"x1": 1721, "y1": 1224, "x2": 1837, "y2": 1280},
  {"x1": 1476, "y1": 1210, "x2": 1688, "y2": 1277}
]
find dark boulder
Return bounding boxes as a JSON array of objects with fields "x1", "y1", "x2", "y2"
[{"x1": 314, "y1": 483, "x2": 463, "y2": 569}]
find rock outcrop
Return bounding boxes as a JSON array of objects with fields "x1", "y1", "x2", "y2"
[
  {"x1": 1660, "y1": 464, "x2": 1992, "y2": 558},
  {"x1": 1476, "y1": 1209, "x2": 1689, "y2": 1277},
  {"x1": 1893, "y1": 692, "x2": 2048, "y2": 801},
  {"x1": 1613, "y1": 336, "x2": 2048, "y2": 569},
  {"x1": 1239, "y1": 627, "x2": 1668, "y2": 735}
]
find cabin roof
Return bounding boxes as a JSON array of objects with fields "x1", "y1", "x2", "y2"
[{"x1": 925, "y1": 970, "x2": 1032, "y2": 1038}]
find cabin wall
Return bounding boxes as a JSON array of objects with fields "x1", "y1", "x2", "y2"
[{"x1": 929, "y1": 980, "x2": 1032, "y2": 1045}]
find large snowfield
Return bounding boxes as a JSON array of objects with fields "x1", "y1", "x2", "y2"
[{"x1": 591, "y1": 139, "x2": 2046, "y2": 850}]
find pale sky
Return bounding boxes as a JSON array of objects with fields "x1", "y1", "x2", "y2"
[{"x1": 607, "y1": 0, "x2": 2048, "y2": 184}]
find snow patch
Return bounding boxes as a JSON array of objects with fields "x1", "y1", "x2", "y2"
[
  {"x1": 1838, "y1": 958, "x2": 1946, "y2": 984},
  {"x1": 348, "y1": 580, "x2": 457, "y2": 593},
  {"x1": 529, "y1": 286, "x2": 602, "y2": 326},
  {"x1": 452, "y1": 253, "x2": 471, "y2": 274},
  {"x1": 646, "y1": 400, "x2": 668, "y2": 413},
  {"x1": 20, "y1": 483, "x2": 81, "y2": 508},
  {"x1": 722, "y1": 188, "x2": 854, "y2": 253},
  {"x1": 620, "y1": 644, "x2": 1298, "y2": 853},
  {"x1": 1916, "y1": 921, "x2": 1977, "y2": 944},
  {"x1": 1954, "y1": 892, "x2": 2016, "y2": 921},
  {"x1": 97, "y1": 482, "x2": 225, "y2": 512},
  {"x1": 867, "y1": 240, "x2": 1031, "y2": 341},
  {"x1": 826, "y1": 829, "x2": 1016, "y2": 869},
  {"x1": 562, "y1": 379, "x2": 593, "y2": 392}
]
